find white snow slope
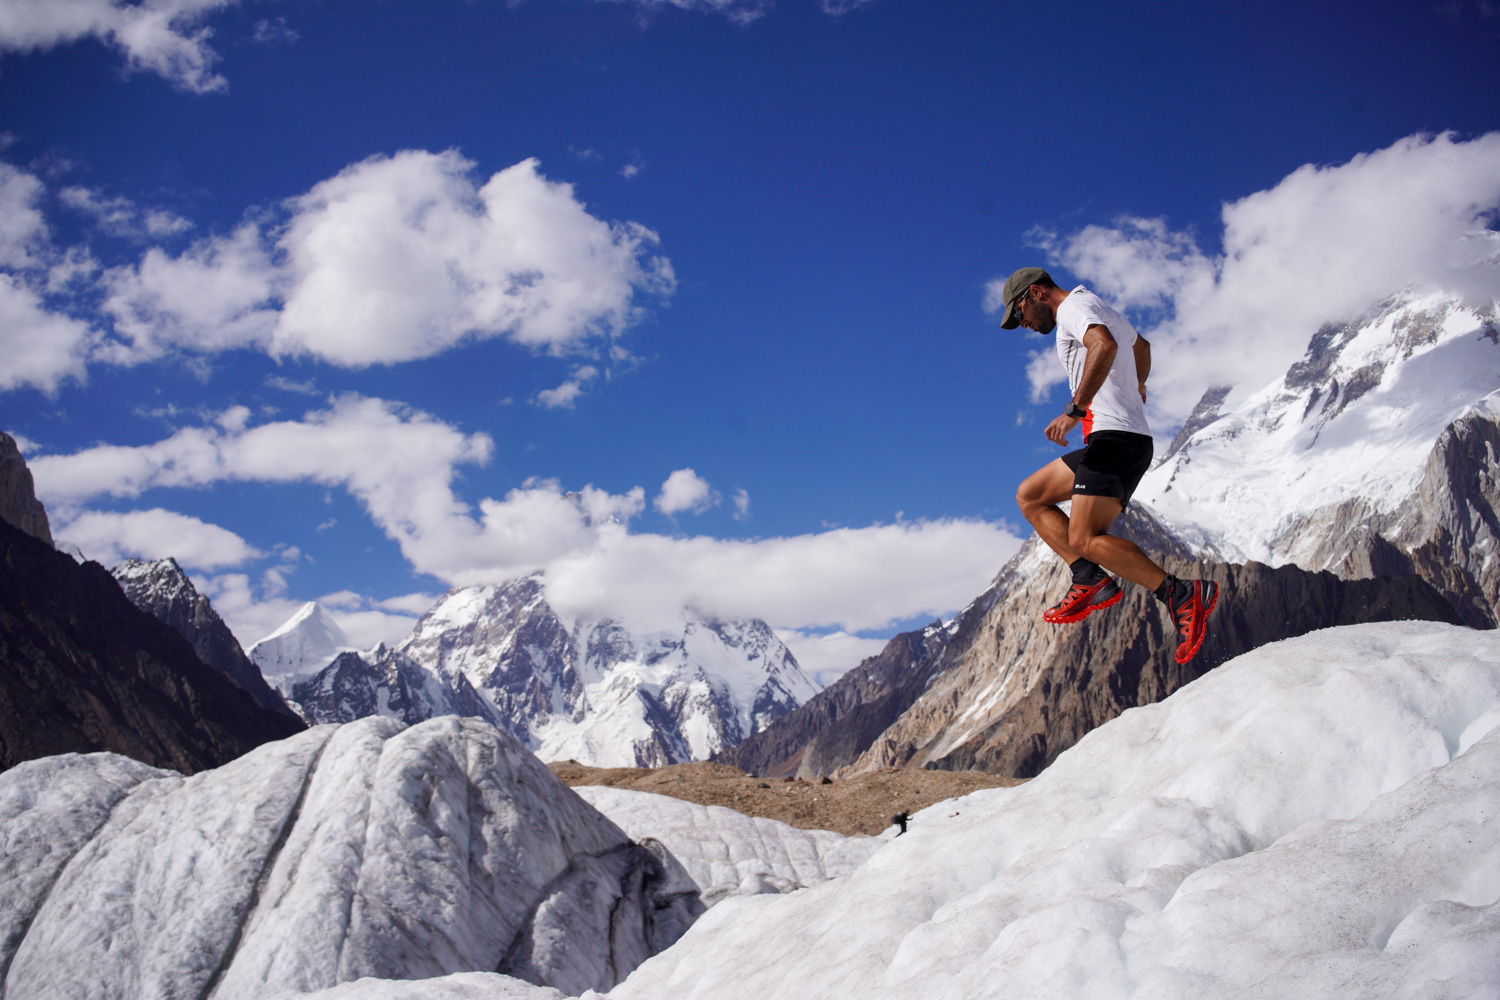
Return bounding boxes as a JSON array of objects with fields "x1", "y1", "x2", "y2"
[
  {"x1": 573, "y1": 785, "x2": 886, "y2": 907},
  {"x1": 608, "y1": 620, "x2": 1500, "y2": 1000}
]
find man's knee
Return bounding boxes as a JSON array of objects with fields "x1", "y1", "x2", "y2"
[{"x1": 1068, "y1": 522, "x2": 1104, "y2": 558}]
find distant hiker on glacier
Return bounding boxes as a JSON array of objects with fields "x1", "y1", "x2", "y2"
[{"x1": 999, "y1": 267, "x2": 1216, "y2": 664}]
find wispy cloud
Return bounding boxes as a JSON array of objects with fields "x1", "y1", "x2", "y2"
[
  {"x1": 60, "y1": 186, "x2": 193, "y2": 240},
  {"x1": 250, "y1": 16, "x2": 297, "y2": 46},
  {"x1": 995, "y1": 131, "x2": 1500, "y2": 423},
  {"x1": 534, "y1": 365, "x2": 600, "y2": 409},
  {"x1": 591, "y1": 0, "x2": 876, "y2": 25}
]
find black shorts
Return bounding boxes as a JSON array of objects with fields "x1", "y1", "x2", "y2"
[{"x1": 1061, "y1": 430, "x2": 1153, "y2": 508}]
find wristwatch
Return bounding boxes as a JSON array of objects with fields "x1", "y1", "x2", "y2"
[{"x1": 1065, "y1": 403, "x2": 1088, "y2": 419}]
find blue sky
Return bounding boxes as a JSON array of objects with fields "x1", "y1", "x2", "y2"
[{"x1": 2, "y1": 0, "x2": 1498, "y2": 682}]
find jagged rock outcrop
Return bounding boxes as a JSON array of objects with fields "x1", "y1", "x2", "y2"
[
  {"x1": 0, "y1": 432, "x2": 51, "y2": 547},
  {"x1": 289, "y1": 644, "x2": 500, "y2": 728},
  {"x1": 112, "y1": 557, "x2": 296, "y2": 717},
  {"x1": 854, "y1": 531, "x2": 1462, "y2": 779},
  {"x1": 0, "y1": 517, "x2": 305, "y2": 773},
  {"x1": 1261, "y1": 408, "x2": 1500, "y2": 629},
  {"x1": 0, "y1": 716, "x2": 703, "y2": 998},
  {"x1": 730, "y1": 503, "x2": 1461, "y2": 781}
]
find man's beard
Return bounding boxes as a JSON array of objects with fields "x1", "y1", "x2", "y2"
[{"x1": 1029, "y1": 300, "x2": 1057, "y2": 334}]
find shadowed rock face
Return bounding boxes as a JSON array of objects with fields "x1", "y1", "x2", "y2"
[
  {"x1": 716, "y1": 622, "x2": 956, "y2": 779},
  {"x1": 113, "y1": 558, "x2": 297, "y2": 718},
  {"x1": 1262, "y1": 410, "x2": 1500, "y2": 630},
  {"x1": 724, "y1": 505, "x2": 1464, "y2": 781},
  {"x1": 0, "y1": 517, "x2": 305, "y2": 774},
  {"x1": 0, "y1": 432, "x2": 51, "y2": 548}
]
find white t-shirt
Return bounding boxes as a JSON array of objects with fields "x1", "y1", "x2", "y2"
[{"x1": 1054, "y1": 285, "x2": 1152, "y2": 438}]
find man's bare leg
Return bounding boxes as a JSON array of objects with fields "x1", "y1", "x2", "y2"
[
  {"x1": 1016, "y1": 459, "x2": 1082, "y2": 563},
  {"x1": 1066, "y1": 494, "x2": 1167, "y2": 591}
]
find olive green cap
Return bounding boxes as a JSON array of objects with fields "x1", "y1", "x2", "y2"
[{"x1": 998, "y1": 266, "x2": 1051, "y2": 330}]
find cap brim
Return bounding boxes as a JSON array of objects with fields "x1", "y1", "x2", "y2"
[{"x1": 1000, "y1": 302, "x2": 1021, "y2": 330}]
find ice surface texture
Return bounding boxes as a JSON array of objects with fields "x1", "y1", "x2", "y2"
[
  {"x1": 611, "y1": 621, "x2": 1500, "y2": 1000},
  {"x1": 0, "y1": 716, "x2": 700, "y2": 999},
  {"x1": 574, "y1": 785, "x2": 885, "y2": 906}
]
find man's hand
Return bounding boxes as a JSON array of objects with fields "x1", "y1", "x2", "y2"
[
  {"x1": 1045, "y1": 412, "x2": 1079, "y2": 446},
  {"x1": 1139, "y1": 381, "x2": 1148, "y2": 403}
]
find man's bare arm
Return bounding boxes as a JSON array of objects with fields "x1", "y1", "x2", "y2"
[
  {"x1": 1134, "y1": 333, "x2": 1151, "y2": 402},
  {"x1": 1045, "y1": 324, "x2": 1118, "y2": 445}
]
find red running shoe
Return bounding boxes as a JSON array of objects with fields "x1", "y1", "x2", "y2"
[
  {"x1": 1168, "y1": 579, "x2": 1218, "y2": 664},
  {"x1": 1043, "y1": 577, "x2": 1122, "y2": 624}
]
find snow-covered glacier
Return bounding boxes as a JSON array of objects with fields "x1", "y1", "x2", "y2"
[
  {"x1": 6, "y1": 621, "x2": 1498, "y2": 999},
  {"x1": 609, "y1": 621, "x2": 1500, "y2": 1000},
  {"x1": 0, "y1": 716, "x2": 701, "y2": 999}
]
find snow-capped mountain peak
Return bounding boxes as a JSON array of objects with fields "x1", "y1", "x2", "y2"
[
  {"x1": 388, "y1": 576, "x2": 820, "y2": 767},
  {"x1": 247, "y1": 601, "x2": 360, "y2": 692},
  {"x1": 266, "y1": 576, "x2": 820, "y2": 767},
  {"x1": 1137, "y1": 289, "x2": 1500, "y2": 567}
]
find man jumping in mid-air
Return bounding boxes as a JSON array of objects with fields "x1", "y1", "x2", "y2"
[{"x1": 998, "y1": 266, "x2": 1216, "y2": 664}]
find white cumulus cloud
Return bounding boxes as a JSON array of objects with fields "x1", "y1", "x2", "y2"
[
  {"x1": 0, "y1": 275, "x2": 99, "y2": 394},
  {"x1": 54, "y1": 506, "x2": 261, "y2": 569},
  {"x1": 655, "y1": 467, "x2": 719, "y2": 516},
  {"x1": 271, "y1": 152, "x2": 673, "y2": 365},
  {"x1": 1006, "y1": 131, "x2": 1500, "y2": 422},
  {"x1": 0, "y1": 0, "x2": 239, "y2": 93},
  {"x1": 1, "y1": 151, "x2": 675, "y2": 394},
  {"x1": 534, "y1": 365, "x2": 599, "y2": 409}
]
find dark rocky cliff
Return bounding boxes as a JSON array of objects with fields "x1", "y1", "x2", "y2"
[
  {"x1": 0, "y1": 432, "x2": 51, "y2": 547},
  {"x1": 113, "y1": 557, "x2": 297, "y2": 718},
  {"x1": 715, "y1": 622, "x2": 955, "y2": 778},
  {"x1": 0, "y1": 518, "x2": 305, "y2": 773}
]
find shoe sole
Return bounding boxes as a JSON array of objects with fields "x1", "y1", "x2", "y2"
[
  {"x1": 1173, "y1": 582, "x2": 1219, "y2": 664},
  {"x1": 1043, "y1": 587, "x2": 1123, "y2": 625}
]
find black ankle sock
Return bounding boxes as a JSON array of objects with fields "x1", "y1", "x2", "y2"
[
  {"x1": 1070, "y1": 558, "x2": 1107, "y2": 585},
  {"x1": 1154, "y1": 574, "x2": 1180, "y2": 604}
]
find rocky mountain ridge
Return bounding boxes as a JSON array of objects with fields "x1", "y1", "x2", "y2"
[
  {"x1": 112, "y1": 557, "x2": 295, "y2": 717},
  {"x1": 247, "y1": 600, "x2": 361, "y2": 690},
  {"x1": 1137, "y1": 290, "x2": 1500, "y2": 624},
  {"x1": 0, "y1": 516, "x2": 305, "y2": 773}
]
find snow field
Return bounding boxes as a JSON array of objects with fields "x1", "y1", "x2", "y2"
[{"x1": 606, "y1": 620, "x2": 1500, "y2": 1000}]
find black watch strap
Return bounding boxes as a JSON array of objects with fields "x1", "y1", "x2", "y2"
[{"x1": 1065, "y1": 403, "x2": 1087, "y2": 419}]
